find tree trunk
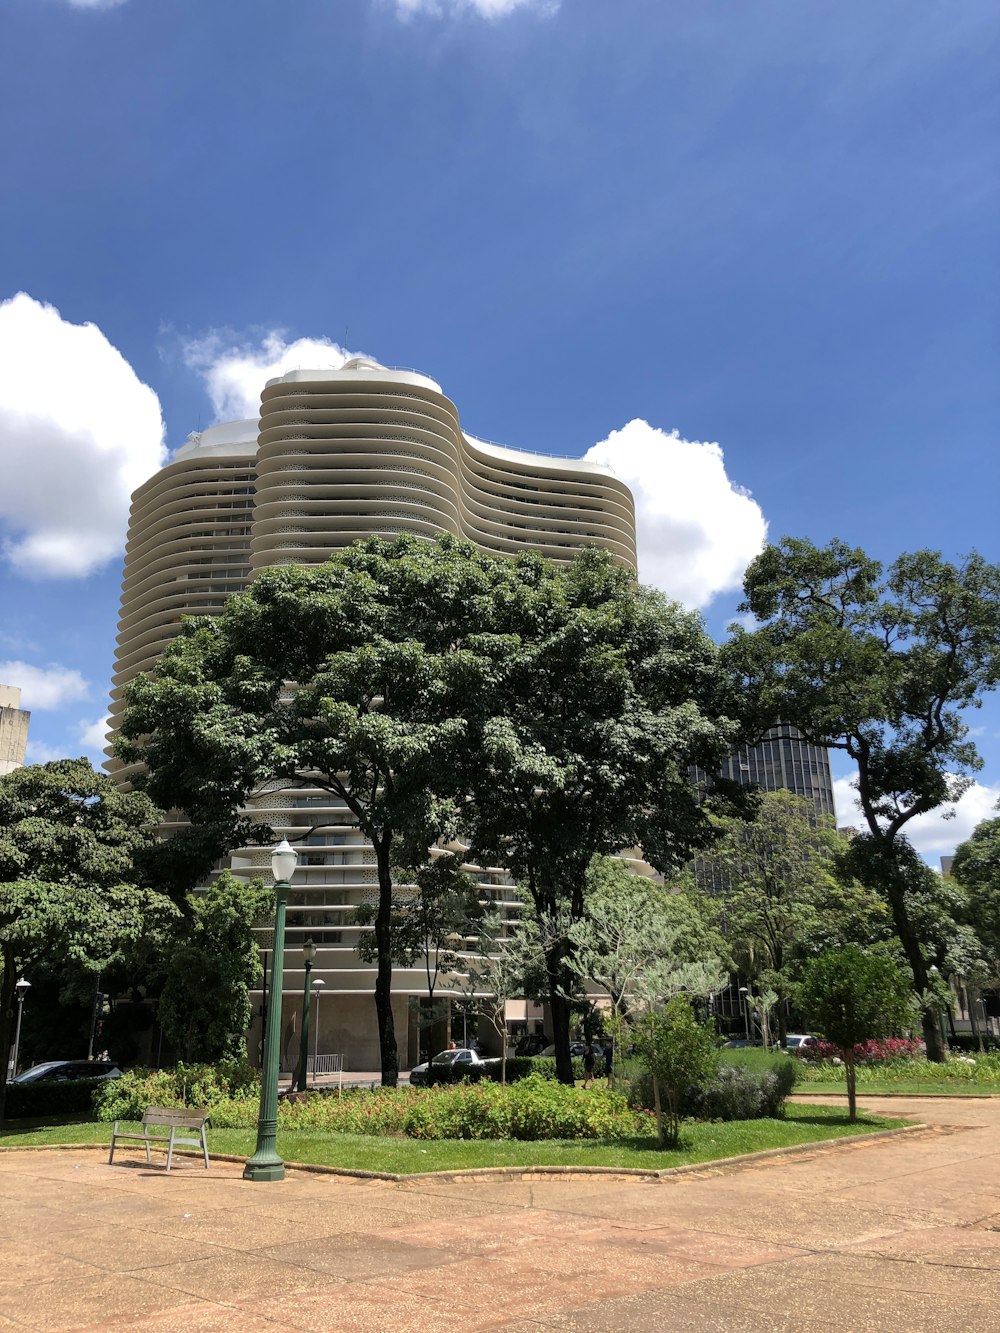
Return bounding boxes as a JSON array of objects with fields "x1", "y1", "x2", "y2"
[
  {"x1": 969, "y1": 988, "x2": 984, "y2": 1053},
  {"x1": 776, "y1": 996, "x2": 788, "y2": 1047},
  {"x1": 373, "y1": 842, "x2": 398, "y2": 1087},
  {"x1": 652, "y1": 1070, "x2": 664, "y2": 1147},
  {"x1": 0, "y1": 948, "x2": 17, "y2": 1124},
  {"x1": 879, "y1": 870, "x2": 947, "y2": 1063},
  {"x1": 845, "y1": 1053, "x2": 857, "y2": 1122}
]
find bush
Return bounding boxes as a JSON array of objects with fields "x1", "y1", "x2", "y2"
[
  {"x1": 402, "y1": 1074, "x2": 641, "y2": 1141},
  {"x1": 94, "y1": 1060, "x2": 259, "y2": 1121},
  {"x1": 627, "y1": 1050, "x2": 798, "y2": 1122},
  {"x1": 5, "y1": 1078, "x2": 107, "y2": 1120},
  {"x1": 798, "y1": 1037, "x2": 922, "y2": 1065},
  {"x1": 683, "y1": 1060, "x2": 798, "y2": 1121}
]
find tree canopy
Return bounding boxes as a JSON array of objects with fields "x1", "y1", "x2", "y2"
[
  {"x1": 725, "y1": 537, "x2": 1000, "y2": 1058},
  {"x1": 119, "y1": 533, "x2": 532, "y2": 1085},
  {"x1": 0, "y1": 758, "x2": 169, "y2": 1119}
]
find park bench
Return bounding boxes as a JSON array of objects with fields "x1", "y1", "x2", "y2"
[{"x1": 108, "y1": 1106, "x2": 211, "y2": 1172}]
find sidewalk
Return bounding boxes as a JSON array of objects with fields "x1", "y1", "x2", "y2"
[{"x1": 2, "y1": 1095, "x2": 999, "y2": 1330}]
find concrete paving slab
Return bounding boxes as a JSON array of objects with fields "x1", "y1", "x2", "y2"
[{"x1": 2, "y1": 1094, "x2": 999, "y2": 1330}]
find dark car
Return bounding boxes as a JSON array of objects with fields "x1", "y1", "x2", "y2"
[{"x1": 11, "y1": 1060, "x2": 123, "y2": 1085}]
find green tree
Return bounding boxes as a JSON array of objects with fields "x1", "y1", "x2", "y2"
[
  {"x1": 704, "y1": 790, "x2": 885, "y2": 1044},
  {"x1": 952, "y1": 816, "x2": 1000, "y2": 964},
  {"x1": 797, "y1": 946, "x2": 915, "y2": 1120},
  {"x1": 726, "y1": 538, "x2": 1000, "y2": 1060},
  {"x1": 158, "y1": 872, "x2": 272, "y2": 1063},
  {"x1": 632, "y1": 994, "x2": 719, "y2": 1147},
  {"x1": 0, "y1": 759, "x2": 169, "y2": 1120},
  {"x1": 567, "y1": 856, "x2": 724, "y2": 1027},
  {"x1": 465, "y1": 549, "x2": 741, "y2": 1083},
  {"x1": 118, "y1": 534, "x2": 529, "y2": 1086}
]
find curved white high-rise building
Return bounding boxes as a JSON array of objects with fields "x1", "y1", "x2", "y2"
[{"x1": 110, "y1": 358, "x2": 639, "y2": 1069}]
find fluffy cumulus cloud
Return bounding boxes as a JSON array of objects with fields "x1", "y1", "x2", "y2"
[
  {"x1": 833, "y1": 773, "x2": 1000, "y2": 859},
  {"x1": 583, "y1": 419, "x2": 767, "y2": 609},
  {"x1": 0, "y1": 661, "x2": 91, "y2": 711},
  {"x1": 0, "y1": 293, "x2": 166, "y2": 578},
  {"x1": 181, "y1": 330, "x2": 360, "y2": 423},
  {"x1": 78, "y1": 713, "x2": 110, "y2": 751},
  {"x1": 393, "y1": 0, "x2": 557, "y2": 17}
]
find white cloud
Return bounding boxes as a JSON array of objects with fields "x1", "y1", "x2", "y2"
[
  {"x1": 833, "y1": 772, "x2": 1000, "y2": 858},
  {"x1": 583, "y1": 419, "x2": 767, "y2": 609},
  {"x1": 181, "y1": 330, "x2": 360, "y2": 423},
  {"x1": 0, "y1": 661, "x2": 91, "y2": 711},
  {"x1": 0, "y1": 293, "x2": 166, "y2": 578},
  {"x1": 393, "y1": 0, "x2": 557, "y2": 17},
  {"x1": 78, "y1": 714, "x2": 110, "y2": 751},
  {"x1": 25, "y1": 740, "x2": 69, "y2": 764}
]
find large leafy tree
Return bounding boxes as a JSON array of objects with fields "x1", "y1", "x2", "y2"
[
  {"x1": 118, "y1": 534, "x2": 528, "y2": 1086},
  {"x1": 726, "y1": 538, "x2": 1000, "y2": 1059},
  {"x1": 158, "y1": 871, "x2": 272, "y2": 1063},
  {"x1": 703, "y1": 790, "x2": 885, "y2": 1044},
  {"x1": 0, "y1": 759, "x2": 169, "y2": 1120},
  {"x1": 465, "y1": 550, "x2": 741, "y2": 1083}
]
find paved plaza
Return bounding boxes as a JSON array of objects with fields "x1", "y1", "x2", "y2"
[{"x1": 2, "y1": 1096, "x2": 1000, "y2": 1331}]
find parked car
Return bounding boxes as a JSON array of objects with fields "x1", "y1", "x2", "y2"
[
  {"x1": 721, "y1": 1039, "x2": 763, "y2": 1049},
  {"x1": 782, "y1": 1034, "x2": 820, "y2": 1053},
  {"x1": 408, "y1": 1048, "x2": 499, "y2": 1086},
  {"x1": 11, "y1": 1060, "x2": 122, "y2": 1085}
]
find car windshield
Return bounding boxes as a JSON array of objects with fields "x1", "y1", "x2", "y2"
[
  {"x1": 431, "y1": 1051, "x2": 464, "y2": 1065},
  {"x1": 11, "y1": 1063, "x2": 63, "y2": 1083}
]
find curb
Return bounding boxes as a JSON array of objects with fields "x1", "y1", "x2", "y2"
[
  {"x1": 792, "y1": 1090, "x2": 1000, "y2": 1100},
  {"x1": 0, "y1": 1122, "x2": 926, "y2": 1182}
]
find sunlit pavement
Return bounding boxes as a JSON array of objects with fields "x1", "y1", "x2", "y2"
[{"x1": 2, "y1": 1095, "x2": 999, "y2": 1331}]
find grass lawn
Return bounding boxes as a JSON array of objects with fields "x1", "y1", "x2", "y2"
[
  {"x1": 0, "y1": 1104, "x2": 908, "y2": 1174},
  {"x1": 795, "y1": 1081, "x2": 1000, "y2": 1098}
]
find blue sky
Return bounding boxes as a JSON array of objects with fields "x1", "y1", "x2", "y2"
[{"x1": 0, "y1": 0, "x2": 997, "y2": 858}]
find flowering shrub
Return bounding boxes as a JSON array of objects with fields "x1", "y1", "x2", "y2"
[
  {"x1": 798, "y1": 1037, "x2": 922, "y2": 1066},
  {"x1": 683, "y1": 1061, "x2": 798, "y2": 1121}
]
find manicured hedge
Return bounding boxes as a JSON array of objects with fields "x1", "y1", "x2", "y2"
[
  {"x1": 5, "y1": 1077, "x2": 107, "y2": 1120},
  {"x1": 425, "y1": 1056, "x2": 585, "y2": 1085}
]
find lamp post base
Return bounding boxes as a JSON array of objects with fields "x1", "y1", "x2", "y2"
[{"x1": 243, "y1": 1157, "x2": 285, "y2": 1182}]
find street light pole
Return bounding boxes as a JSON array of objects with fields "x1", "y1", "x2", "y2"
[
  {"x1": 296, "y1": 939, "x2": 317, "y2": 1093},
  {"x1": 244, "y1": 840, "x2": 298, "y2": 1183},
  {"x1": 10, "y1": 978, "x2": 30, "y2": 1078},
  {"x1": 312, "y1": 979, "x2": 325, "y2": 1081},
  {"x1": 738, "y1": 986, "x2": 750, "y2": 1042}
]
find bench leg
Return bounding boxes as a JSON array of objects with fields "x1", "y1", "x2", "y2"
[
  {"x1": 145, "y1": 1132, "x2": 152, "y2": 1164},
  {"x1": 108, "y1": 1132, "x2": 116, "y2": 1166},
  {"x1": 166, "y1": 1126, "x2": 175, "y2": 1172},
  {"x1": 201, "y1": 1126, "x2": 210, "y2": 1169}
]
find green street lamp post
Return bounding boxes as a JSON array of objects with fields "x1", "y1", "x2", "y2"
[
  {"x1": 243, "y1": 839, "x2": 299, "y2": 1182},
  {"x1": 296, "y1": 939, "x2": 317, "y2": 1093}
]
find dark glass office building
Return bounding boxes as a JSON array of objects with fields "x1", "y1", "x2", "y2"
[{"x1": 720, "y1": 724, "x2": 835, "y2": 818}]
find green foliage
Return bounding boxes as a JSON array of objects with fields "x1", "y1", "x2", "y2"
[
  {"x1": 726, "y1": 538, "x2": 1000, "y2": 1059},
  {"x1": 462, "y1": 550, "x2": 744, "y2": 1082},
  {"x1": 402, "y1": 1075, "x2": 640, "y2": 1141},
  {"x1": 93, "y1": 1059, "x2": 259, "y2": 1121},
  {"x1": 425, "y1": 1055, "x2": 585, "y2": 1085},
  {"x1": 4, "y1": 1077, "x2": 108, "y2": 1120},
  {"x1": 797, "y1": 946, "x2": 915, "y2": 1118},
  {"x1": 703, "y1": 792, "x2": 887, "y2": 1039},
  {"x1": 632, "y1": 995, "x2": 720, "y2": 1146},
  {"x1": 0, "y1": 758, "x2": 172, "y2": 1119},
  {"x1": 568, "y1": 856, "x2": 726, "y2": 1025},
  {"x1": 952, "y1": 817, "x2": 1000, "y2": 967},
  {"x1": 157, "y1": 872, "x2": 272, "y2": 1063},
  {"x1": 683, "y1": 1059, "x2": 798, "y2": 1121}
]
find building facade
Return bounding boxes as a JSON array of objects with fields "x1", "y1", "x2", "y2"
[
  {"x1": 0, "y1": 685, "x2": 29, "y2": 776},
  {"x1": 109, "y1": 358, "x2": 638, "y2": 1069}
]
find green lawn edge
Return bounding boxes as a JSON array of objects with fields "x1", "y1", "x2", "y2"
[
  {"x1": 0, "y1": 1104, "x2": 911, "y2": 1175},
  {"x1": 794, "y1": 1082, "x2": 1000, "y2": 1098}
]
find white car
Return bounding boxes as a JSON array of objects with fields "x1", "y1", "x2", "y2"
[{"x1": 783, "y1": 1034, "x2": 820, "y2": 1052}]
